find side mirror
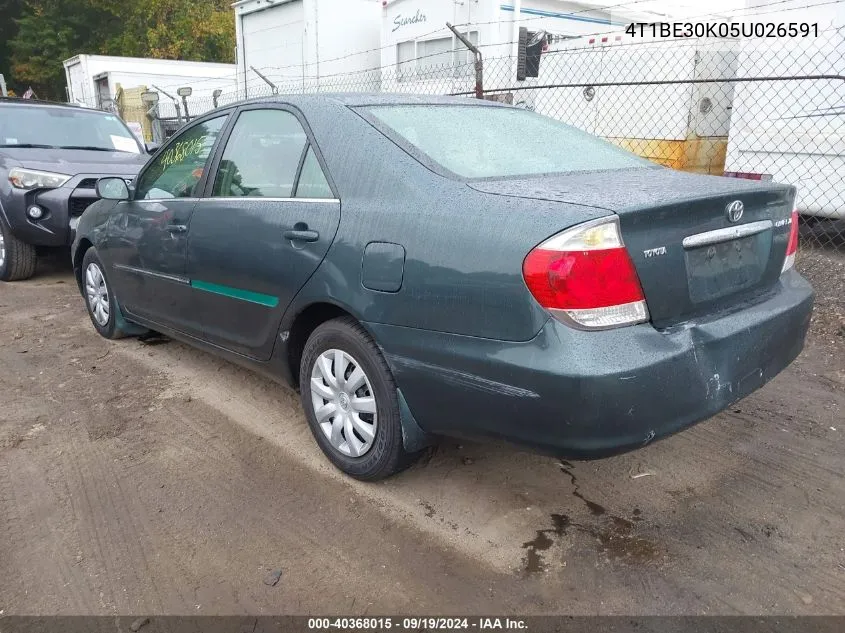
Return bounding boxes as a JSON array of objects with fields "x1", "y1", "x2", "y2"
[
  {"x1": 96, "y1": 177, "x2": 130, "y2": 201},
  {"x1": 145, "y1": 142, "x2": 160, "y2": 155}
]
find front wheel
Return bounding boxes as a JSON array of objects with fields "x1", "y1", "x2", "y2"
[
  {"x1": 299, "y1": 317, "x2": 421, "y2": 480},
  {"x1": 81, "y1": 248, "x2": 128, "y2": 339},
  {"x1": 0, "y1": 220, "x2": 37, "y2": 281}
]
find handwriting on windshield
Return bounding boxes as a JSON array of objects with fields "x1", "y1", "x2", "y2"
[{"x1": 159, "y1": 136, "x2": 208, "y2": 169}]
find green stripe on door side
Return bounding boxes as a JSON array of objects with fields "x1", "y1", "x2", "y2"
[{"x1": 190, "y1": 280, "x2": 279, "y2": 308}]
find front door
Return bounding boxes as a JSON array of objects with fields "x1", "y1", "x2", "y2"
[
  {"x1": 108, "y1": 114, "x2": 228, "y2": 334},
  {"x1": 186, "y1": 107, "x2": 340, "y2": 360}
]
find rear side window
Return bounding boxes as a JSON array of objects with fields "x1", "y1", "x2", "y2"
[
  {"x1": 363, "y1": 104, "x2": 649, "y2": 179},
  {"x1": 212, "y1": 109, "x2": 307, "y2": 198},
  {"x1": 295, "y1": 147, "x2": 333, "y2": 199},
  {"x1": 135, "y1": 115, "x2": 227, "y2": 199}
]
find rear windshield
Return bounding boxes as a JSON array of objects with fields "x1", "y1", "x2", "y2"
[
  {"x1": 363, "y1": 104, "x2": 650, "y2": 179},
  {"x1": 0, "y1": 105, "x2": 142, "y2": 153}
]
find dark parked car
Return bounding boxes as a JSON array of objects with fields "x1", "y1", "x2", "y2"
[
  {"x1": 0, "y1": 98, "x2": 148, "y2": 280},
  {"x1": 71, "y1": 94, "x2": 813, "y2": 480}
]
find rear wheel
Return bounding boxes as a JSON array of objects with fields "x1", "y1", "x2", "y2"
[
  {"x1": 0, "y1": 220, "x2": 37, "y2": 281},
  {"x1": 81, "y1": 248, "x2": 128, "y2": 339},
  {"x1": 299, "y1": 317, "x2": 420, "y2": 480}
]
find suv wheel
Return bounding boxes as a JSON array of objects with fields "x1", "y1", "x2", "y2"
[
  {"x1": 299, "y1": 317, "x2": 421, "y2": 480},
  {"x1": 0, "y1": 220, "x2": 37, "y2": 281}
]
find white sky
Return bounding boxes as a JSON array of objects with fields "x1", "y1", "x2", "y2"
[{"x1": 608, "y1": 0, "x2": 747, "y2": 21}]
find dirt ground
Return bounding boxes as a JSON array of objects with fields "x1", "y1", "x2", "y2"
[{"x1": 1, "y1": 252, "x2": 843, "y2": 616}]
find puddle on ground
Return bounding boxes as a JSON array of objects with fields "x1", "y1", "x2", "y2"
[
  {"x1": 520, "y1": 462, "x2": 661, "y2": 574},
  {"x1": 522, "y1": 514, "x2": 569, "y2": 573}
]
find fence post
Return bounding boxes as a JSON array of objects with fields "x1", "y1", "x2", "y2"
[
  {"x1": 447, "y1": 22, "x2": 484, "y2": 99},
  {"x1": 147, "y1": 104, "x2": 164, "y2": 145},
  {"x1": 152, "y1": 84, "x2": 183, "y2": 126},
  {"x1": 250, "y1": 66, "x2": 279, "y2": 95}
]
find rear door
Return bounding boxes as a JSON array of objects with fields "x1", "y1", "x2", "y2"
[
  {"x1": 108, "y1": 113, "x2": 229, "y2": 334},
  {"x1": 187, "y1": 105, "x2": 340, "y2": 360}
]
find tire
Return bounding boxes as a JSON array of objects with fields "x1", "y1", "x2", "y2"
[
  {"x1": 81, "y1": 247, "x2": 128, "y2": 340},
  {"x1": 0, "y1": 219, "x2": 37, "y2": 281},
  {"x1": 299, "y1": 316, "x2": 421, "y2": 480}
]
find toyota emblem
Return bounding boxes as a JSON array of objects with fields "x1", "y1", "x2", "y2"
[{"x1": 726, "y1": 200, "x2": 744, "y2": 223}]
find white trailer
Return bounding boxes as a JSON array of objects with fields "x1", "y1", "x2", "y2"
[
  {"x1": 63, "y1": 54, "x2": 237, "y2": 112},
  {"x1": 724, "y1": 1, "x2": 845, "y2": 218},
  {"x1": 378, "y1": 0, "x2": 645, "y2": 95},
  {"x1": 508, "y1": 33, "x2": 738, "y2": 175}
]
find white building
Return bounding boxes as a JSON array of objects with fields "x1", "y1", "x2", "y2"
[
  {"x1": 63, "y1": 54, "x2": 237, "y2": 111},
  {"x1": 379, "y1": 0, "x2": 659, "y2": 91},
  {"x1": 233, "y1": 0, "x2": 382, "y2": 97},
  {"x1": 233, "y1": 0, "x2": 667, "y2": 95}
]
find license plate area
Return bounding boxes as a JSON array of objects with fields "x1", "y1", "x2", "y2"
[{"x1": 685, "y1": 233, "x2": 770, "y2": 303}]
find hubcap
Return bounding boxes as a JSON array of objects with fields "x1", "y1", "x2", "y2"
[
  {"x1": 85, "y1": 262, "x2": 110, "y2": 326},
  {"x1": 310, "y1": 349, "x2": 377, "y2": 457},
  {"x1": 0, "y1": 230, "x2": 5, "y2": 270}
]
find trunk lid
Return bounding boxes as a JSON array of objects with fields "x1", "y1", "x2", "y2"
[{"x1": 469, "y1": 167, "x2": 796, "y2": 327}]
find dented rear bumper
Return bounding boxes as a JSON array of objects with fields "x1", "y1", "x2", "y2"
[{"x1": 369, "y1": 269, "x2": 814, "y2": 458}]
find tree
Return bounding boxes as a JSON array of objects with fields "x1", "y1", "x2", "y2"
[
  {"x1": 0, "y1": 0, "x2": 24, "y2": 93},
  {"x1": 110, "y1": 0, "x2": 235, "y2": 63},
  {"x1": 8, "y1": 0, "x2": 234, "y2": 100}
]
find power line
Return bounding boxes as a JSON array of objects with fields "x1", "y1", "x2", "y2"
[
  {"x1": 217, "y1": 0, "x2": 660, "y2": 79},
  {"x1": 544, "y1": 0, "x2": 845, "y2": 42},
  {"x1": 248, "y1": 0, "x2": 843, "y2": 78},
  {"x1": 150, "y1": 0, "x2": 844, "y2": 96}
]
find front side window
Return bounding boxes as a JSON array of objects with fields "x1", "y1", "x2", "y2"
[
  {"x1": 363, "y1": 105, "x2": 651, "y2": 179},
  {"x1": 134, "y1": 115, "x2": 227, "y2": 200},
  {"x1": 212, "y1": 109, "x2": 307, "y2": 198}
]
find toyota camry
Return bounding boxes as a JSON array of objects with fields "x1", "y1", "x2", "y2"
[{"x1": 71, "y1": 94, "x2": 814, "y2": 480}]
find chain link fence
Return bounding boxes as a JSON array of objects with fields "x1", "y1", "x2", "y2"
[{"x1": 112, "y1": 29, "x2": 844, "y2": 316}]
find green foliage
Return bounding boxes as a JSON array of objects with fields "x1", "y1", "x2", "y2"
[
  {"x1": 0, "y1": 0, "x2": 24, "y2": 91},
  {"x1": 5, "y1": 0, "x2": 234, "y2": 100},
  {"x1": 113, "y1": 0, "x2": 236, "y2": 63}
]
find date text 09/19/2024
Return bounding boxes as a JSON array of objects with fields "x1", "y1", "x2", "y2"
[{"x1": 307, "y1": 617, "x2": 528, "y2": 629}]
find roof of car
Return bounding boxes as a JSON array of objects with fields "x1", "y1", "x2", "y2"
[
  {"x1": 231, "y1": 92, "x2": 504, "y2": 109},
  {"x1": 0, "y1": 97, "x2": 87, "y2": 109}
]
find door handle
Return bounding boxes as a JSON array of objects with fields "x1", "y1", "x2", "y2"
[
  {"x1": 283, "y1": 229, "x2": 319, "y2": 242},
  {"x1": 167, "y1": 224, "x2": 188, "y2": 234}
]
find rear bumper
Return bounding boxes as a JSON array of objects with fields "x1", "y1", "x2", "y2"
[{"x1": 368, "y1": 270, "x2": 814, "y2": 458}]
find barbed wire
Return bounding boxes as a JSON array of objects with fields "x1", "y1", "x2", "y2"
[
  {"x1": 150, "y1": 0, "x2": 699, "y2": 93},
  {"x1": 148, "y1": 0, "x2": 844, "y2": 96}
]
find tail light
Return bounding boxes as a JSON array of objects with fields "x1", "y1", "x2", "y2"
[
  {"x1": 522, "y1": 217, "x2": 649, "y2": 330},
  {"x1": 781, "y1": 209, "x2": 799, "y2": 273}
]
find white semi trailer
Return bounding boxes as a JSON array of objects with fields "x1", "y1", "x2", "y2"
[{"x1": 723, "y1": 1, "x2": 844, "y2": 219}]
